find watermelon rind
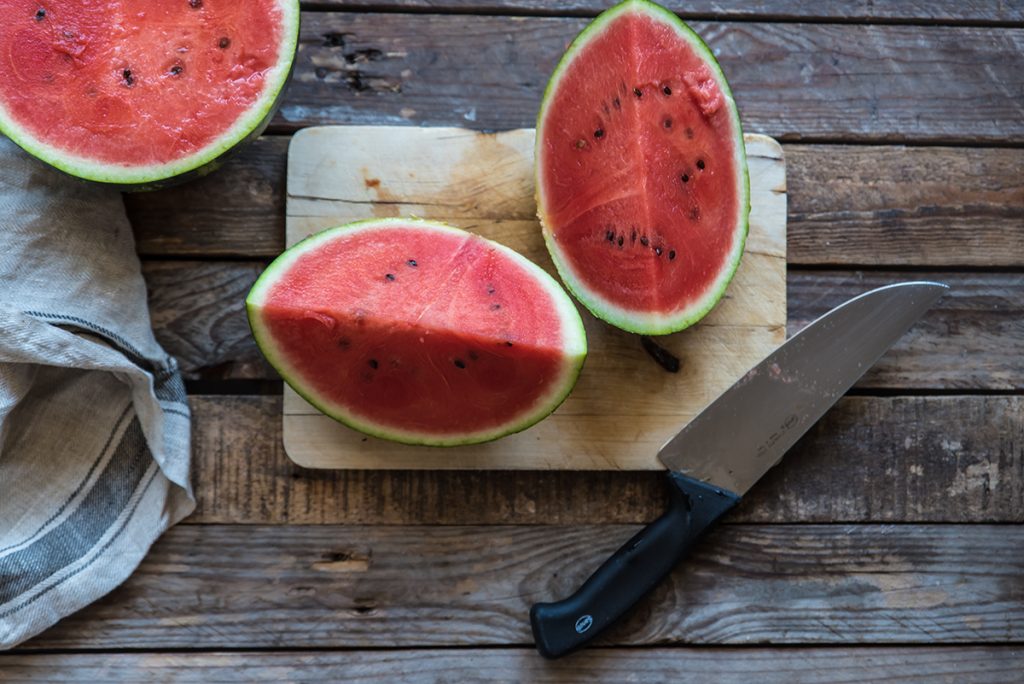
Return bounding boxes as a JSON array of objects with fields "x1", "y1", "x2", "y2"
[
  {"x1": 535, "y1": 0, "x2": 750, "y2": 336},
  {"x1": 247, "y1": 218, "x2": 588, "y2": 447},
  {"x1": 0, "y1": 0, "x2": 300, "y2": 189}
]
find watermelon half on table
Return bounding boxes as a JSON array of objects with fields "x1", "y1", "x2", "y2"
[
  {"x1": 0, "y1": 0, "x2": 300, "y2": 187},
  {"x1": 247, "y1": 219, "x2": 588, "y2": 447},
  {"x1": 536, "y1": 0, "x2": 750, "y2": 335}
]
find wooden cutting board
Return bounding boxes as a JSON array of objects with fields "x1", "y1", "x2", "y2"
[{"x1": 284, "y1": 126, "x2": 786, "y2": 470}]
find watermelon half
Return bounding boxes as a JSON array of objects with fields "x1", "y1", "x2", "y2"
[
  {"x1": 536, "y1": 0, "x2": 749, "y2": 334},
  {"x1": 247, "y1": 219, "x2": 588, "y2": 446},
  {"x1": 0, "y1": 0, "x2": 300, "y2": 187}
]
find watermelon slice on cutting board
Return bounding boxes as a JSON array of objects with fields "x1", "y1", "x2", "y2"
[
  {"x1": 536, "y1": 0, "x2": 750, "y2": 334},
  {"x1": 0, "y1": 0, "x2": 299, "y2": 186},
  {"x1": 247, "y1": 219, "x2": 588, "y2": 447},
  {"x1": 279, "y1": 126, "x2": 785, "y2": 469}
]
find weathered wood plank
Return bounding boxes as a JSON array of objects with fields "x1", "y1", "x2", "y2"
[
  {"x1": 21, "y1": 524, "x2": 1024, "y2": 649},
  {"x1": 146, "y1": 262, "x2": 1024, "y2": 389},
  {"x1": 787, "y1": 271, "x2": 1023, "y2": 390},
  {"x1": 309, "y1": 1, "x2": 1024, "y2": 25},
  {"x1": 3, "y1": 646, "x2": 1023, "y2": 682},
  {"x1": 145, "y1": 260, "x2": 275, "y2": 380},
  {"x1": 268, "y1": 14, "x2": 1024, "y2": 142},
  {"x1": 130, "y1": 140, "x2": 1024, "y2": 268},
  {"x1": 188, "y1": 394, "x2": 1023, "y2": 525},
  {"x1": 128, "y1": 138, "x2": 288, "y2": 258},
  {"x1": 784, "y1": 145, "x2": 1024, "y2": 267}
]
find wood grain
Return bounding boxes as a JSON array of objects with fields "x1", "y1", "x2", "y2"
[
  {"x1": 283, "y1": 127, "x2": 785, "y2": 469},
  {"x1": 784, "y1": 145, "x2": 1024, "y2": 267},
  {"x1": 787, "y1": 271, "x2": 1024, "y2": 391},
  {"x1": 21, "y1": 524, "x2": 1024, "y2": 650},
  {"x1": 146, "y1": 263, "x2": 1024, "y2": 390},
  {"x1": 3, "y1": 646, "x2": 1023, "y2": 682},
  {"x1": 188, "y1": 394, "x2": 1024, "y2": 525},
  {"x1": 131, "y1": 140, "x2": 1024, "y2": 267},
  {"x1": 268, "y1": 14, "x2": 1024, "y2": 142},
  {"x1": 144, "y1": 261, "x2": 274, "y2": 379},
  {"x1": 128, "y1": 137, "x2": 288, "y2": 258},
  {"x1": 308, "y1": 1, "x2": 1024, "y2": 25}
]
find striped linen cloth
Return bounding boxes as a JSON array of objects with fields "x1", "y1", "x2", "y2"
[{"x1": 0, "y1": 138, "x2": 194, "y2": 649}]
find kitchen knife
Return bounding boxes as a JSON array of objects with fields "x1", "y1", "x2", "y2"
[{"x1": 530, "y1": 281, "x2": 948, "y2": 659}]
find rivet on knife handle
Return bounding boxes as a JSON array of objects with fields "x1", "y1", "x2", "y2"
[{"x1": 529, "y1": 472, "x2": 739, "y2": 659}]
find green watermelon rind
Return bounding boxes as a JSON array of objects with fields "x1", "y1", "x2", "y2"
[
  {"x1": 0, "y1": 0, "x2": 301, "y2": 188},
  {"x1": 247, "y1": 218, "x2": 588, "y2": 447},
  {"x1": 535, "y1": 0, "x2": 751, "y2": 336}
]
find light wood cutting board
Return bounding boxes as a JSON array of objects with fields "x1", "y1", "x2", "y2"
[{"x1": 284, "y1": 126, "x2": 786, "y2": 470}]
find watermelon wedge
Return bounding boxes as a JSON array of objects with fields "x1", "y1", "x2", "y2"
[
  {"x1": 0, "y1": 0, "x2": 299, "y2": 186},
  {"x1": 247, "y1": 219, "x2": 588, "y2": 446},
  {"x1": 536, "y1": 0, "x2": 749, "y2": 334}
]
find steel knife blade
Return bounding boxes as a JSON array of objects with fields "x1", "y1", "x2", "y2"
[
  {"x1": 530, "y1": 281, "x2": 948, "y2": 659},
  {"x1": 658, "y1": 280, "x2": 948, "y2": 494}
]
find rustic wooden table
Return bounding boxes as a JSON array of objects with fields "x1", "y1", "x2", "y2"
[{"x1": 4, "y1": 2, "x2": 1023, "y2": 681}]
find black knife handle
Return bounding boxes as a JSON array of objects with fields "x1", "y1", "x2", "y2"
[{"x1": 529, "y1": 472, "x2": 740, "y2": 659}]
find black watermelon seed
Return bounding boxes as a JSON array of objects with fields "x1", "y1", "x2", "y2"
[
  {"x1": 697, "y1": 159, "x2": 705, "y2": 170},
  {"x1": 633, "y1": 87, "x2": 643, "y2": 98},
  {"x1": 617, "y1": 235, "x2": 624, "y2": 247},
  {"x1": 491, "y1": 303, "x2": 501, "y2": 310},
  {"x1": 613, "y1": 97, "x2": 621, "y2": 110},
  {"x1": 680, "y1": 174, "x2": 689, "y2": 183},
  {"x1": 34, "y1": 7, "x2": 45, "y2": 20},
  {"x1": 486, "y1": 284, "x2": 495, "y2": 295},
  {"x1": 505, "y1": 341, "x2": 514, "y2": 347},
  {"x1": 663, "y1": 85, "x2": 672, "y2": 95},
  {"x1": 170, "y1": 64, "x2": 183, "y2": 76},
  {"x1": 663, "y1": 118, "x2": 672, "y2": 129},
  {"x1": 407, "y1": 259, "x2": 417, "y2": 267},
  {"x1": 368, "y1": 359, "x2": 379, "y2": 369},
  {"x1": 641, "y1": 336, "x2": 681, "y2": 373},
  {"x1": 385, "y1": 273, "x2": 395, "y2": 281},
  {"x1": 668, "y1": 250, "x2": 676, "y2": 260},
  {"x1": 640, "y1": 235, "x2": 649, "y2": 246},
  {"x1": 605, "y1": 230, "x2": 615, "y2": 242},
  {"x1": 594, "y1": 128, "x2": 604, "y2": 139},
  {"x1": 655, "y1": 246, "x2": 663, "y2": 256},
  {"x1": 453, "y1": 358, "x2": 466, "y2": 369},
  {"x1": 189, "y1": 0, "x2": 202, "y2": 8},
  {"x1": 219, "y1": 36, "x2": 230, "y2": 49},
  {"x1": 631, "y1": 229, "x2": 637, "y2": 243},
  {"x1": 122, "y1": 69, "x2": 134, "y2": 86}
]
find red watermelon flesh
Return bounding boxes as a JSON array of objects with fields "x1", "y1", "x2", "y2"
[
  {"x1": 0, "y1": 0, "x2": 299, "y2": 185},
  {"x1": 536, "y1": 0, "x2": 749, "y2": 334},
  {"x1": 247, "y1": 220, "x2": 587, "y2": 446}
]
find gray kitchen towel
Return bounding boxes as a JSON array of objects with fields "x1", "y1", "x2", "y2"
[{"x1": 0, "y1": 138, "x2": 194, "y2": 649}]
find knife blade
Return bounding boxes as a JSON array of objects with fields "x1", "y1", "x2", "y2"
[{"x1": 530, "y1": 281, "x2": 948, "y2": 659}]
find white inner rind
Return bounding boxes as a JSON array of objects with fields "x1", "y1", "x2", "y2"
[
  {"x1": 536, "y1": 0, "x2": 750, "y2": 336},
  {"x1": 0, "y1": 0, "x2": 300, "y2": 185},
  {"x1": 247, "y1": 218, "x2": 588, "y2": 447}
]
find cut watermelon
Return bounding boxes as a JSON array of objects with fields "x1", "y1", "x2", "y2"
[
  {"x1": 247, "y1": 219, "x2": 588, "y2": 446},
  {"x1": 536, "y1": 0, "x2": 749, "y2": 334},
  {"x1": 0, "y1": 0, "x2": 299, "y2": 186}
]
